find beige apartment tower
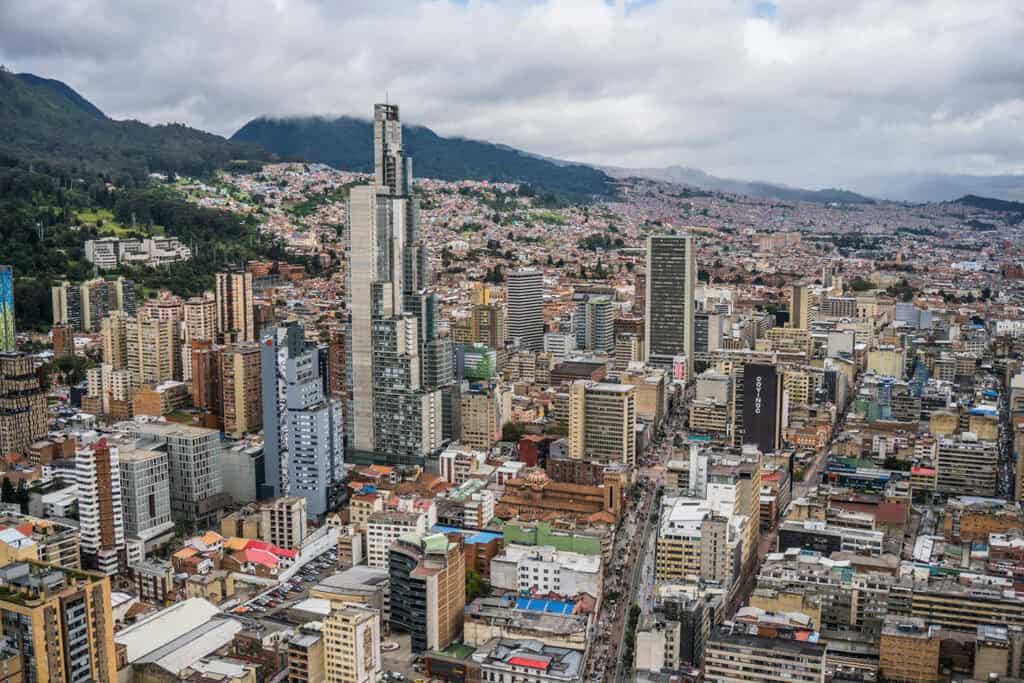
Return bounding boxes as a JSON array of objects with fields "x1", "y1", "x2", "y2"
[
  {"x1": 215, "y1": 270, "x2": 255, "y2": 342},
  {"x1": 324, "y1": 605, "x2": 382, "y2": 683},
  {"x1": 127, "y1": 316, "x2": 181, "y2": 386},
  {"x1": 222, "y1": 343, "x2": 262, "y2": 438}
]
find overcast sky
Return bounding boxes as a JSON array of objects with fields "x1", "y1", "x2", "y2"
[{"x1": 2, "y1": 0, "x2": 1023, "y2": 189}]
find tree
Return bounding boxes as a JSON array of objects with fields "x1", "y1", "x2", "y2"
[
  {"x1": 466, "y1": 570, "x2": 490, "y2": 602},
  {"x1": 502, "y1": 422, "x2": 528, "y2": 442}
]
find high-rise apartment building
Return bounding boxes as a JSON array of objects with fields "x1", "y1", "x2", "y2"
[
  {"x1": 507, "y1": 268, "x2": 544, "y2": 351},
  {"x1": 191, "y1": 340, "x2": 223, "y2": 416},
  {"x1": 460, "y1": 384, "x2": 512, "y2": 452},
  {"x1": 389, "y1": 531, "x2": 465, "y2": 653},
  {"x1": 118, "y1": 445, "x2": 173, "y2": 548},
  {"x1": 0, "y1": 562, "x2": 118, "y2": 683},
  {"x1": 262, "y1": 324, "x2": 344, "y2": 517},
  {"x1": 471, "y1": 302, "x2": 506, "y2": 349},
  {"x1": 101, "y1": 310, "x2": 129, "y2": 369},
  {"x1": 51, "y1": 277, "x2": 136, "y2": 332},
  {"x1": 0, "y1": 266, "x2": 14, "y2": 353},
  {"x1": 222, "y1": 343, "x2": 262, "y2": 439},
  {"x1": 127, "y1": 316, "x2": 181, "y2": 385},
  {"x1": 183, "y1": 294, "x2": 217, "y2": 343},
  {"x1": 126, "y1": 422, "x2": 226, "y2": 525},
  {"x1": 75, "y1": 441, "x2": 125, "y2": 575},
  {"x1": 324, "y1": 605, "x2": 382, "y2": 683},
  {"x1": 568, "y1": 380, "x2": 637, "y2": 466},
  {"x1": 346, "y1": 104, "x2": 442, "y2": 465},
  {"x1": 574, "y1": 293, "x2": 614, "y2": 352},
  {"x1": 0, "y1": 353, "x2": 46, "y2": 455},
  {"x1": 645, "y1": 235, "x2": 696, "y2": 376},
  {"x1": 215, "y1": 270, "x2": 255, "y2": 342}
]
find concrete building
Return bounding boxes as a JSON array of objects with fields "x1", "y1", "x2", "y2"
[
  {"x1": 101, "y1": 310, "x2": 129, "y2": 369},
  {"x1": 790, "y1": 284, "x2": 810, "y2": 330},
  {"x1": 388, "y1": 531, "x2": 465, "y2": 653},
  {"x1": 75, "y1": 441, "x2": 125, "y2": 575},
  {"x1": 0, "y1": 562, "x2": 118, "y2": 683},
  {"x1": 474, "y1": 638, "x2": 583, "y2": 683},
  {"x1": 118, "y1": 443, "x2": 174, "y2": 557},
  {"x1": 508, "y1": 268, "x2": 545, "y2": 352},
  {"x1": 215, "y1": 270, "x2": 255, "y2": 342},
  {"x1": 52, "y1": 277, "x2": 136, "y2": 332},
  {"x1": 937, "y1": 433, "x2": 999, "y2": 497},
  {"x1": 221, "y1": 343, "x2": 262, "y2": 439},
  {"x1": 460, "y1": 383, "x2": 511, "y2": 452},
  {"x1": 124, "y1": 421, "x2": 227, "y2": 526},
  {"x1": 324, "y1": 605, "x2": 382, "y2": 683},
  {"x1": 646, "y1": 234, "x2": 696, "y2": 376},
  {"x1": 346, "y1": 104, "x2": 441, "y2": 466},
  {"x1": 490, "y1": 544, "x2": 602, "y2": 597},
  {"x1": 366, "y1": 510, "x2": 429, "y2": 569},
  {"x1": 260, "y1": 496, "x2": 308, "y2": 549},
  {"x1": 878, "y1": 616, "x2": 941, "y2": 683},
  {"x1": 127, "y1": 315, "x2": 181, "y2": 386},
  {"x1": 288, "y1": 628, "x2": 325, "y2": 683},
  {"x1": 568, "y1": 380, "x2": 637, "y2": 466},
  {"x1": 261, "y1": 323, "x2": 344, "y2": 517},
  {"x1": 704, "y1": 631, "x2": 826, "y2": 683},
  {"x1": 574, "y1": 292, "x2": 614, "y2": 352}
]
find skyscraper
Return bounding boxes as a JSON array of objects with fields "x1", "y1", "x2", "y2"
[
  {"x1": 215, "y1": 270, "x2": 255, "y2": 342},
  {"x1": 389, "y1": 531, "x2": 465, "y2": 653},
  {"x1": 221, "y1": 343, "x2": 262, "y2": 439},
  {"x1": 507, "y1": 268, "x2": 544, "y2": 351},
  {"x1": 645, "y1": 234, "x2": 696, "y2": 376},
  {"x1": 0, "y1": 353, "x2": 46, "y2": 455},
  {"x1": 75, "y1": 440, "x2": 125, "y2": 575},
  {"x1": 262, "y1": 323, "x2": 344, "y2": 517},
  {"x1": 790, "y1": 284, "x2": 810, "y2": 329},
  {"x1": 126, "y1": 316, "x2": 181, "y2": 385},
  {"x1": 0, "y1": 266, "x2": 14, "y2": 353},
  {"x1": 574, "y1": 292, "x2": 614, "y2": 352},
  {"x1": 346, "y1": 104, "x2": 443, "y2": 464}
]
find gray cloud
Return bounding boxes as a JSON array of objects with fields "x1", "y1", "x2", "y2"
[{"x1": 2, "y1": 0, "x2": 1023, "y2": 189}]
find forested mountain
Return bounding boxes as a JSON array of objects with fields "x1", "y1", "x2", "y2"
[
  {"x1": 0, "y1": 68, "x2": 270, "y2": 182},
  {"x1": 232, "y1": 115, "x2": 615, "y2": 198}
]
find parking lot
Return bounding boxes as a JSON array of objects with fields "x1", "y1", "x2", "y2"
[{"x1": 231, "y1": 546, "x2": 340, "y2": 621}]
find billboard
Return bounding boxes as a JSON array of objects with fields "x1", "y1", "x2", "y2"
[
  {"x1": 743, "y1": 363, "x2": 779, "y2": 454},
  {"x1": 0, "y1": 266, "x2": 12, "y2": 353}
]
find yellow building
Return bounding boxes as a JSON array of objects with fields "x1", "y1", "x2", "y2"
[
  {"x1": 288, "y1": 629, "x2": 326, "y2": 683},
  {"x1": 757, "y1": 327, "x2": 812, "y2": 356},
  {"x1": 324, "y1": 606, "x2": 381, "y2": 683},
  {"x1": 0, "y1": 562, "x2": 118, "y2": 683},
  {"x1": 185, "y1": 570, "x2": 235, "y2": 603},
  {"x1": 866, "y1": 346, "x2": 905, "y2": 379},
  {"x1": 568, "y1": 381, "x2": 637, "y2": 466},
  {"x1": 878, "y1": 617, "x2": 941, "y2": 683}
]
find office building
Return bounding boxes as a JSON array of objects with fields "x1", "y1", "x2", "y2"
[
  {"x1": 222, "y1": 343, "x2": 262, "y2": 438},
  {"x1": 704, "y1": 630, "x2": 826, "y2": 683},
  {"x1": 490, "y1": 544, "x2": 602, "y2": 596},
  {"x1": 215, "y1": 270, "x2": 255, "y2": 342},
  {"x1": 0, "y1": 266, "x2": 13, "y2": 353},
  {"x1": 878, "y1": 616, "x2": 941, "y2": 683},
  {"x1": 127, "y1": 315, "x2": 181, "y2": 386},
  {"x1": 366, "y1": 511, "x2": 429, "y2": 569},
  {"x1": 261, "y1": 323, "x2": 344, "y2": 517},
  {"x1": 574, "y1": 292, "x2": 614, "y2": 353},
  {"x1": 346, "y1": 104, "x2": 442, "y2": 465},
  {"x1": 507, "y1": 268, "x2": 544, "y2": 351},
  {"x1": 742, "y1": 363, "x2": 784, "y2": 454},
  {"x1": 645, "y1": 234, "x2": 696, "y2": 376},
  {"x1": 126, "y1": 421, "x2": 227, "y2": 525},
  {"x1": 790, "y1": 284, "x2": 810, "y2": 329},
  {"x1": 118, "y1": 444, "x2": 174, "y2": 551},
  {"x1": 937, "y1": 433, "x2": 999, "y2": 497},
  {"x1": 0, "y1": 353, "x2": 47, "y2": 455},
  {"x1": 567, "y1": 380, "x2": 637, "y2": 466},
  {"x1": 389, "y1": 531, "x2": 465, "y2": 653},
  {"x1": 75, "y1": 441, "x2": 126, "y2": 575},
  {"x1": 324, "y1": 605, "x2": 382, "y2": 683},
  {"x1": 0, "y1": 562, "x2": 118, "y2": 683}
]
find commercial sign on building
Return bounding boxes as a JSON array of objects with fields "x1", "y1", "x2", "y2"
[{"x1": 744, "y1": 363, "x2": 779, "y2": 454}]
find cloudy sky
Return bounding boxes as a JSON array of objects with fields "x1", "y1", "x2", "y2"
[{"x1": 2, "y1": 0, "x2": 1023, "y2": 189}]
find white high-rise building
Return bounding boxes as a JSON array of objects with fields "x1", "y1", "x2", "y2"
[
  {"x1": 507, "y1": 268, "x2": 544, "y2": 352},
  {"x1": 76, "y1": 441, "x2": 125, "y2": 575},
  {"x1": 645, "y1": 234, "x2": 696, "y2": 377},
  {"x1": 119, "y1": 444, "x2": 174, "y2": 562}
]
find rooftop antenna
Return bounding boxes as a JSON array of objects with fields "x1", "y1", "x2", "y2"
[{"x1": 385, "y1": 89, "x2": 389, "y2": 105}]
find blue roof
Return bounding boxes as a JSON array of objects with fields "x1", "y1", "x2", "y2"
[
  {"x1": 516, "y1": 597, "x2": 576, "y2": 615},
  {"x1": 968, "y1": 407, "x2": 997, "y2": 416},
  {"x1": 432, "y1": 525, "x2": 503, "y2": 545}
]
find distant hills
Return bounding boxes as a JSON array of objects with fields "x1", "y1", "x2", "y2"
[
  {"x1": 601, "y1": 164, "x2": 876, "y2": 204},
  {"x1": 0, "y1": 69, "x2": 269, "y2": 179},
  {"x1": 850, "y1": 175, "x2": 1024, "y2": 203},
  {"x1": 232, "y1": 116, "x2": 615, "y2": 198},
  {"x1": 953, "y1": 194, "x2": 1024, "y2": 213}
]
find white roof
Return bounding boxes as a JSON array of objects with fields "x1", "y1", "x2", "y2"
[{"x1": 115, "y1": 597, "x2": 222, "y2": 662}]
